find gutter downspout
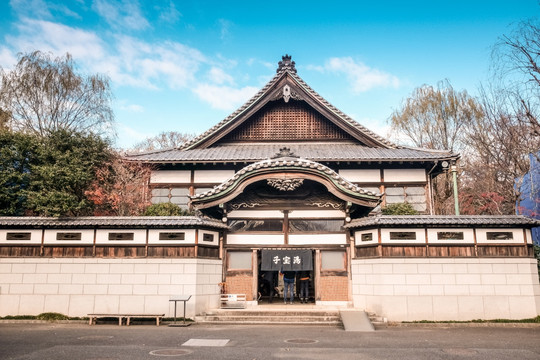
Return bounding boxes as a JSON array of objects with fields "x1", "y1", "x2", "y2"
[
  {"x1": 451, "y1": 163, "x2": 460, "y2": 215},
  {"x1": 427, "y1": 161, "x2": 438, "y2": 215}
]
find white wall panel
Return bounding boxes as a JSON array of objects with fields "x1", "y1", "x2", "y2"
[
  {"x1": 95, "y1": 229, "x2": 146, "y2": 245},
  {"x1": 339, "y1": 169, "x2": 380, "y2": 182},
  {"x1": 0, "y1": 229, "x2": 42, "y2": 244},
  {"x1": 150, "y1": 170, "x2": 191, "y2": 184},
  {"x1": 148, "y1": 229, "x2": 196, "y2": 244},
  {"x1": 384, "y1": 169, "x2": 426, "y2": 182},
  {"x1": 226, "y1": 234, "x2": 284, "y2": 245},
  {"x1": 381, "y1": 228, "x2": 426, "y2": 244},
  {"x1": 288, "y1": 233, "x2": 347, "y2": 245},
  {"x1": 475, "y1": 228, "x2": 525, "y2": 244},
  {"x1": 427, "y1": 228, "x2": 475, "y2": 244},
  {"x1": 194, "y1": 170, "x2": 235, "y2": 183},
  {"x1": 43, "y1": 229, "x2": 94, "y2": 245}
]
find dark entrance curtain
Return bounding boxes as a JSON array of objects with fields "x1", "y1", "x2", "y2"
[{"x1": 261, "y1": 249, "x2": 313, "y2": 271}]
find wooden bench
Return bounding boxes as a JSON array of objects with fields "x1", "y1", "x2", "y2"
[
  {"x1": 88, "y1": 313, "x2": 165, "y2": 326},
  {"x1": 220, "y1": 294, "x2": 247, "y2": 309}
]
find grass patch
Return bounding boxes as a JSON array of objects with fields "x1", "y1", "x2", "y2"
[
  {"x1": 404, "y1": 316, "x2": 540, "y2": 324},
  {"x1": 0, "y1": 313, "x2": 87, "y2": 321}
]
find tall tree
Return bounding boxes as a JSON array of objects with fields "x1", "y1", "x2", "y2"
[
  {"x1": 85, "y1": 156, "x2": 152, "y2": 216},
  {"x1": 26, "y1": 130, "x2": 112, "y2": 217},
  {"x1": 389, "y1": 80, "x2": 483, "y2": 214},
  {"x1": 492, "y1": 18, "x2": 540, "y2": 135},
  {"x1": 131, "y1": 131, "x2": 195, "y2": 152},
  {"x1": 0, "y1": 130, "x2": 38, "y2": 215},
  {"x1": 0, "y1": 51, "x2": 114, "y2": 136}
]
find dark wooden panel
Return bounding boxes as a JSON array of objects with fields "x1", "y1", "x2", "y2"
[
  {"x1": 43, "y1": 246, "x2": 93, "y2": 257},
  {"x1": 0, "y1": 246, "x2": 41, "y2": 257},
  {"x1": 95, "y1": 246, "x2": 146, "y2": 257},
  {"x1": 355, "y1": 246, "x2": 379, "y2": 258},
  {"x1": 222, "y1": 101, "x2": 355, "y2": 142},
  {"x1": 147, "y1": 246, "x2": 196, "y2": 258},
  {"x1": 477, "y1": 245, "x2": 530, "y2": 257},
  {"x1": 427, "y1": 246, "x2": 475, "y2": 257},
  {"x1": 197, "y1": 246, "x2": 219, "y2": 258},
  {"x1": 382, "y1": 245, "x2": 427, "y2": 257}
]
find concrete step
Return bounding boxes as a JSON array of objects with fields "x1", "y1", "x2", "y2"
[
  {"x1": 203, "y1": 315, "x2": 340, "y2": 322},
  {"x1": 196, "y1": 308, "x2": 343, "y2": 326}
]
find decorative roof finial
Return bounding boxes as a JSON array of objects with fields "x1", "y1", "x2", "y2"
[{"x1": 277, "y1": 54, "x2": 296, "y2": 73}]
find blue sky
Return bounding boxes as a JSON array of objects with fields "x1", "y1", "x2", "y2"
[{"x1": 0, "y1": 0, "x2": 538, "y2": 149}]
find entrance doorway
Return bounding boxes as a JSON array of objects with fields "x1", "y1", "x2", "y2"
[{"x1": 257, "y1": 250, "x2": 315, "y2": 304}]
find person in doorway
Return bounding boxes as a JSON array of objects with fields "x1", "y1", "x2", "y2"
[
  {"x1": 282, "y1": 270, "x2": 296, "y2": 304},
  {"x1": 298, "y1": 271, "x2": 310, "y2": 303},
  {"x1": 261, "y1": 271, "x2": 277, "y2": 303}
]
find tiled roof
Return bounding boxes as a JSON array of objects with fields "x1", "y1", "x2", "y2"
[
  {"x1": 0, "y1": 216, "x2": 229, "y2": 229},
  {"x1": 180, "y1": 65, "x2": 397, "y2": 150},
  {"x1": 126, "y1": 143, "x2": 456, "y2": 163},
  {"x1": 344, "y1": 215, "x2": 540, "y2": 229}
]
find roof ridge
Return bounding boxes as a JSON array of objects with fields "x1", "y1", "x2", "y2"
[
  {"x1": 181, "y1": 69, "x2": 286, "y2": 150},
  {"x1": 287, "y1": 71, "x2": 398, "y2": 149}
]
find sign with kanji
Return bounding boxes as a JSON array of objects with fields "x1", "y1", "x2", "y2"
[{"x1": 261, "y1": 249, "x2": 313, "y2": 271}]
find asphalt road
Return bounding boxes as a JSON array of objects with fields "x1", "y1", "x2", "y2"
[{"x1": 1, "y1": 323, "x2": 539, "y2": 360}]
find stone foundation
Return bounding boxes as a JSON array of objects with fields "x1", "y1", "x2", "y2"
[
  {"x1": 0, "y1": 258, "x2": 222, "y2": 318},
  {"x1": 352, "y1": 258, "x2": 540, "y2": 321}
]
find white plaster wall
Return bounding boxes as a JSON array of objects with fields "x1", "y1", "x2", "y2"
[
  {"x1": 148, "y1": 229, "x2": 196, "y2": 245},
  {"x1": 194, "y1": 170, "x2": 235, "y2": 183},
  {"x1": 226, "y1": 234, "x2": 284, "y2": 245},
  {"x1": 288, "y1": 234, "x2": 347, "y2": 245},
  {"x1": 150, "y1": 170, "x2": 191, "y2": 184},
  {"x1": 384, "y1": 169, "x2": 426, "y2": 182},
  {"x1": 338, "y1": 169, "x2": 381, "y2": 182},
  {"x1": 95, "y1": 229, "x2": 146, "y2": 245},
  {"x1": 0, "y1": 258, "x2": 222, "y2": 319},
  {"x1": 351, "y1": 258, "x2": 540, "y2": 321},
  {"x1": 0, "y1": 230, "x2": 43, "y2": 245},
  {"x1": 43, "y1": 229, "x2": 94, "y2": 245}
]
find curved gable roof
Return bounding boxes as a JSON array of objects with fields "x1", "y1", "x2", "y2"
[{"x1": 190, "y1": 150, "x2": 382, "y2": 210}]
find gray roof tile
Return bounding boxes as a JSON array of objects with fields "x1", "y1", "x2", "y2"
[
  {"x1": 127, "y1": 143, "x2": 456, "y2": 163},
  {"x1": 344, "y1": 215, "x2": 539, "y2": 228},
  {"x1": 0, "y1": 216, "x2": 229, "y2": 229}
]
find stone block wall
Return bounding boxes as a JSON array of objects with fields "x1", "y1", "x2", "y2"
[
  {"x1": 352, "y1": 258, "x2": 540, "y2": 321},
  {"x1": 0, "y1": 258, "x2": 222, "y2": 318}
]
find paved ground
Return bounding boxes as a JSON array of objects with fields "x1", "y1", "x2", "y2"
[{"x1": 1, "y1": 322, "x2": 539, "y2": 359}]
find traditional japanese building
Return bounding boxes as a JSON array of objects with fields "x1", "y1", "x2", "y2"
[{"x1": 0, "y1": 55, "x2": 539, "y2": 321}]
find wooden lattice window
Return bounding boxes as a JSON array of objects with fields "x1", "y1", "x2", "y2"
[{"x1": 223, "y1": 101, "x2": 355, "y2": 142}]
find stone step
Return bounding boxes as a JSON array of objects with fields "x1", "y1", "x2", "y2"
[
  {"x1": 203, "y1": 315, "x2": 340, "y2": 322},
  {"x1": 207, "y1": 310, "x2": 340, "y2": 317},
  {"x1": 197, "y1": 319, "x2": 342, "y2": 326}
]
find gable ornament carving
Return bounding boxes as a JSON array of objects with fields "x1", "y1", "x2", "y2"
[{"x1": 267, "y1": 178, "x2": 304, "y2": 191}]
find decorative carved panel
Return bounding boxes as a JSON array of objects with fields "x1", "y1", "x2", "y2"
[{"x1": 222, "y1": 101, "x2": 355, "y2": 142}]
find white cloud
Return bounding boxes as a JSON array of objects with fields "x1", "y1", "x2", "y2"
[
  {"x1": 313, "y1": 57, "x2": 400, "y2": 93},
  {"x1": 9, "y1": 0, "x2": 52, "y2": 20},
  {"x1": 0, "y1": 47, "x2": 18, "y2": 70},
  {"x1": 7, "y1": 19, "x2": 105, "y2": 61},
  {"x1": 157, "y1": 0, "x2": 181, "y2": 24},
  {"x1": 208, "y1": 67, "x2": 234, "y2": 85},
  {"x1": 93, "y1": 0, "x2": 149, "y2": 31},
  {"x1": 193, "y1": 84, "x2": 258, "y2": 110},
  {"x1": 117, "y1": 100, "x2": 144, "y2": 113},
  {"x1": 218, "y1": 19, "x2": 231, "y2": 40}
]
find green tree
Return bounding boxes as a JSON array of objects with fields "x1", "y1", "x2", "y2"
[
  {"x1": 0, "y1": 51, "x2": 114, "y2": 136},
  {"x1": 143, "y1": 202, "x2": 191, "y2": 216},
  {"x1": 0, "y1": 130, "x2": 38, "y2": 215},
  {"x1": 25, "y1": 130, "x2": 112, "y2": 217}
]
